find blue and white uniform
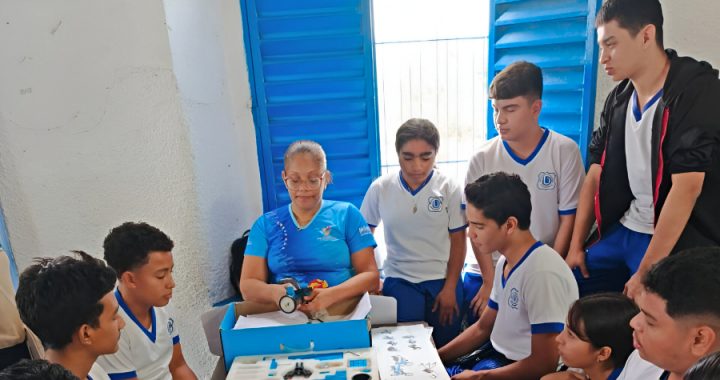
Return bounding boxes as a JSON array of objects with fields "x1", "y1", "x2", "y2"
[
  {"x1": 88, "y1": 363, "x2": 110, "y2": 380},
  {"x1": 575, "y1": 90, "x2": 660, "y2": 296},
  {"x1": 360, "y1": 169, "x2": 467, "y2": 347},
  {"x1": 361, "y1": 170, "x2": 467, "y2": 282},
  {"x1": 96, "y1": 289, "x2": 180, "y2": 380},
  {"x1": 245, "y1": 200, "x2": 376, "y2": 288},
  {"x1": 465, "y1": 128, "x2": 584, "y2": 247},
  {"x1": 488, "y1": 242, "x2": 578, "y2": 361},
  {"x1": 462, "y1": 128, "x2": 583, "y2": 325}
]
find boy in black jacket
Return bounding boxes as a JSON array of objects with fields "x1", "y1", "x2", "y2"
[{"x1": 566, "y1": 0, "x2": 720, "y2": 298}]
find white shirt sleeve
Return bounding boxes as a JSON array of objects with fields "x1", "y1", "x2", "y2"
[
  {"x1": 558, "y1": 141, "x2": 585, "y2": 214},
  {"x1": 164, "y1": 303, "x2": 181, "y2": 344},
  {"x1": 523, "y1": 270, "x2": 577, "y2": 334},
  {"x1": 359, "y1": 179, "x2": 381, "y2": 227},
  {"x1": 487, "y1": 256, "x2": 505, "y2": 310},
  {"x1": 464, "y1": 153, "x2": 484, "y2": 205},
  {"x1": 447, "y1": 179, "x2": 468, "y2": 231}
]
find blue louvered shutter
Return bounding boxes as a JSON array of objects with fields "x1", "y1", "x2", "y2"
[
  {"x1": 487, "y1": 0, "x2": 602, "y2": 163},
  {"x1": 240, "y1": 0, "x2": 380, "y2": 211}
]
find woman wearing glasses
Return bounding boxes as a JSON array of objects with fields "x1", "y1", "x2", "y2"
[
  {"x1": 240, "y1": 140, "x2": 379, "y2": 314},
  {"x1": 360, "y1": 119, "x2": 467, "y2": 347}
]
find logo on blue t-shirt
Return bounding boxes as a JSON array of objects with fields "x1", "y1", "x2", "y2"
[
  {"x1": 427, "y1": 196, "x2": 444, "y2": 212},
  {"x1": 537, "y1": 172, "x2": 557, "y2": 190},
  {"x1": 358, "y1": 225, "x2": 372, "y2": 236},
  {"x1": 167, "y1": 318, "x2": 175, "y2": 334},
  {"x1": 508, "y1": 288, "x2": 520, "y2": 309},
  {"x1": 318, "y1": 225, "x2": 339, "y2": 241}
]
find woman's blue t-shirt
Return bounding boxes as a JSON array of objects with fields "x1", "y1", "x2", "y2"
[{"x1": 245, "y1": 200, "x2": 376, "y2": 287}]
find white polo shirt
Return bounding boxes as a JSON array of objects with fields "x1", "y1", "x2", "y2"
[
  {"x1": 88, "y1": 362, "x2": 111, "y2": 380},
  {"x1": 360, "y1": 169, "x2": 467, "y2": 283},
  {"x1": 616, "y1": 350, "x2": 665, "y2": 380},
  {"x1": 487, "y1": 242, "x2": 578, "y2": 361},
  {"x1": 96, "y1": 289, "x2": 180, "y2": 380},
  {"x1": 465, "y1": 128, "x2": 584, "y2": 247},
  {"x1": 620, "y1": 90, "x2": 662, "y2": 235}
]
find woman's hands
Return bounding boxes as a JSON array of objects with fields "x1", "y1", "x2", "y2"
[{"x1": 298, "y1": 287, "x2": 338, "y2": 314}]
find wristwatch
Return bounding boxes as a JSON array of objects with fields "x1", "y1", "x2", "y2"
[{"x1": 279, "y1": 286, "x2": 298, "y2": 314}]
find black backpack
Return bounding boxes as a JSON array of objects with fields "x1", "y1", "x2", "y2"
[{"x1": 229, "y1": 230, "x2": 250, "y2": 299}]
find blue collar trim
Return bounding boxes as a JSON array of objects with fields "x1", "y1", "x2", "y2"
[
  {"x1": 288, "y1": 200, "x2": 324, "y2": 230},
  {"x1": 502, "y1": 128, "x2": 550, "y2": 166},
  {"x1": 502, "y1": 241, "x2": 543, "y2": 288},
  {"x1": 115, "y1": 288, "x2": 156, "y2": 343},
  {"x1": 632, "y1": 89, "x2": 664, "y2": 122},
  {"x1": 608, "y1": 367, "x2": 623, "y2": 380},
  {"x1": 398, "y1": 170, "x2": 434, "y2": 196}
]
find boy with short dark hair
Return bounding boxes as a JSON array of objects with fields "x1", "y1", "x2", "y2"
[
  {"x1": 440, "y1": 172, "x2": 578, "y2": 380},
  {"x1": 617, "y1": 247, "x2": 720, "y2": 379},
  {"x1": 464, "y1": 61, "x2": 585, "y2": 322},
  {"x1": 567, "y1": 0, "x2": 720, "y2": 299},
  {"x1": 0, "y1": 359, "x2": 79, "y2": 380},
  {"x1": 15, "y1": 251, "x2": 124, "y2": 380},
  {"x1": 96, "y1": 222, "x2": 196, "y2": 380}
]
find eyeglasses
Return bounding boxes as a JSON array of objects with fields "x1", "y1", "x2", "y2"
[{"x1": 283, "y1": 172, "x2": 326, "y2": 190}]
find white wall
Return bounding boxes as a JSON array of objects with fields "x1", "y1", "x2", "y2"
[
  {"x1": 0, "y1": 0, "x2": 262, "y2": 377},
  {"x1": 594, "y1": 0, "x2": 720, "y2": 129},
  {"x1": 163, "y1": 0, "x2": 262, "y2": 303}
]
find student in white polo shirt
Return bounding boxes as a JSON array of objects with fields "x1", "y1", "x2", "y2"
[
  {"x1": 463, "y1": 61, "x2": 584, "y2": 325},
  {"x1": 617, "y1": 247, "x2": 720, "y2": 380},
  {"x1": 15, "y1": 252, "x2": 124, "y2": 380},
  {"x1": 96, "y1": 222, "x2": 196, "y2": 380},
  {"x1": 360, "y1": 118, "x2": 467, "y2": 348},
  {"x1": 440, "y1": 172, "x2": 578, "y2": 379}
]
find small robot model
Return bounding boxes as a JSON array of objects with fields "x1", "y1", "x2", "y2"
[{"x1": 277, "y1": 277, "x2": 328, "y2": 314}]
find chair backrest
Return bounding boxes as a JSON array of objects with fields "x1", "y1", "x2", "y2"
[
  {"x1": 229, "y1": 230, "x2": 250, "y2": 297},
  {"x1": 368, "y1": 295, "x2": 397, "y2": 326},
  {"x1": 201, "y1": 304, "x2": 230, "y2": 357}
]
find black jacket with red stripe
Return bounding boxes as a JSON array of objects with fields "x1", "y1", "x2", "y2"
[{"x1": 588, "y1": 49, "x2": 720, "y2": 252}]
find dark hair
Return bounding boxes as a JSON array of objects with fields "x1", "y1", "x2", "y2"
[
  {"x1": 567, "y1": 293, "x2": 639, "y2": 369},
  {"x1": 103, "y1": 222, "x2": 174, "y2": 277},
  {"x1": 684, "y1": 351, "x2": 720, "y2": 380},
  {"x1": 464, "y1": 172, "x2": 531, "y2": 229},
  {"x1": 15, "y1": 251, "x2": 116, "y2": 350},
  {"x1": 596, "y1": 0, "x2": 664, "y2": 48},
  {"x1": 0, "y1": 359, "x2": 78, "y2": 380},
  {"x1": 643, "y1": 247, "x2": 720, "y2": 320},
  {"x1": 283, "y1": 140, "x2": 327, "y2": 171},
  {"x1": 395, "y1": 118, "x2": 440, "y2": 153},
  {"x1": 489, "y1": 61, "x2": 543, "y2": 101}
]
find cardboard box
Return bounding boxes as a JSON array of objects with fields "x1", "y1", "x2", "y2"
[{"x1": 219, "y1": 297, "x2": 372, "y2": 370}]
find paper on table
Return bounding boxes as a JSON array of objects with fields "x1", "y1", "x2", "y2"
[
  {"x1": 233, "y1": 292, "x2": 372, "y2": 329},
  {"x1": 372, "y1": 323, "x2": 450, "y2": 380},
  {"x1": 233, "y1": 309, "x2": 309, "y2": 329}
]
